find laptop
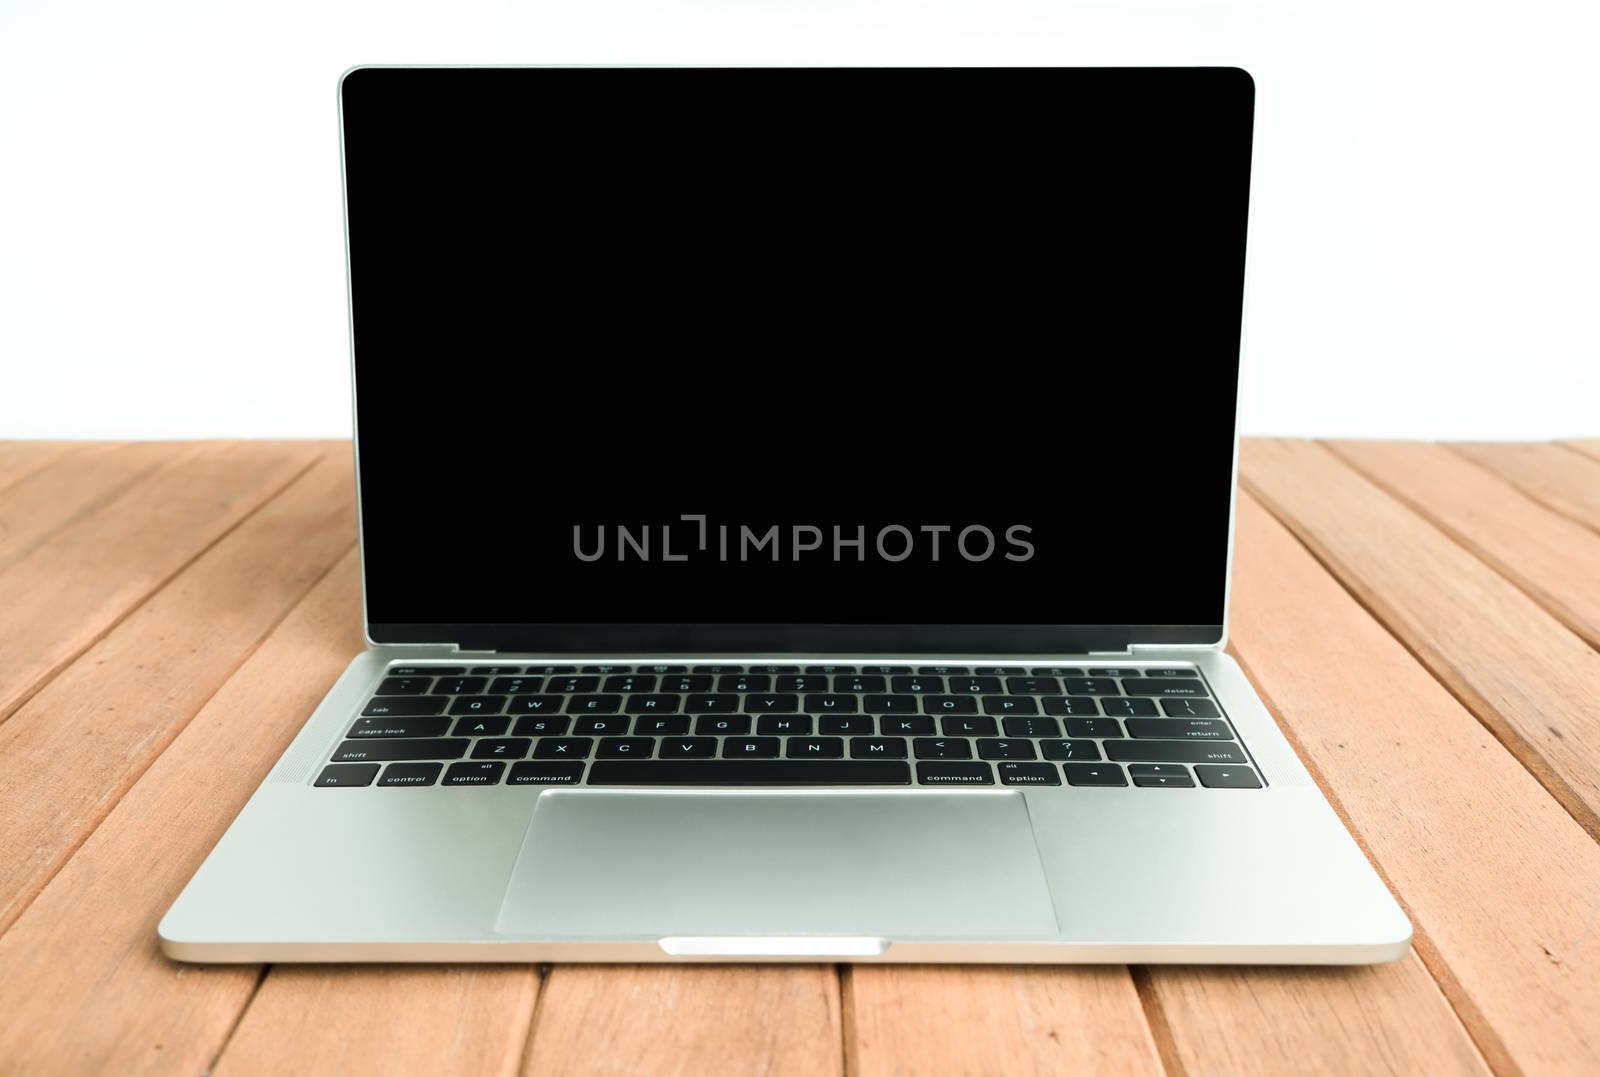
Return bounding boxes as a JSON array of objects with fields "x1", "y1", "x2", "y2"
[{"x1": 160, "y1": 66, "x2": 1411, "y2": 963}]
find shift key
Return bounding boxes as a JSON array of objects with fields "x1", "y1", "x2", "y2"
[
  {"x1": 332, "y1": 738, "x2": 468, "y2": 762},
  {"x1": 1104, "y1": 740, "x2": 1246, "y2": 764}
]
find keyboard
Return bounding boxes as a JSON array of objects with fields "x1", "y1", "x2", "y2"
[{"x1": 313, "y1": 663, "x2": 1262, "y2": 790}]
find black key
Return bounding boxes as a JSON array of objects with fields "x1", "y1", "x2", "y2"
[
  {"x1": 546, "y1": 676, "x2": 599, "y2": 694},
  {"x1": 588, "y1": 760, "x2": 911, "y2": 785},
  {"x1": 1063, "y1": 677, "x2": 1120, "y2": 696},
  {"x1": 1099, "y1": 697, "x2": 1160, "y2": 718},
  {"x1": 604, "y1": 674, "x2": 656, "y2": 693},
  {"x1": 837, "y1": 675, "x2": 886, "y2": 693},
  {"x1": 443, "y1": 761, "x2": 505, "y2": 786},
  {"x1": 315, "y1": 763, "x2": 378, "y2": 787},
  {"x1": 568, "y1": 695, "x2": 622, "y2": 714},
  {"x1": 940, "y1": 716, "x2": 997, "y2": 736},
  {"x1": 471, "y1": 737, "x2": 531, "y2": 759},
  {"x1": 489, "y1": 676, "x2": 544, "y2": 695},
  {"x1": 664, "y1": 675, "x2": 713, "y2": 692},
  {"x1": 1121, "y1": 678, "x2": 1211, "y2": 697},
  {"x1": 819, "y1": 715, "x2": 874, "y2": 736},
  {"x1": 634, "y1": 715, "x2": 690, "y2": 735},
  {"x1": 696, "y1": 714, "x2": 752, "y2": 735},
  {"x1": 375, "y1": 676, "x2": 430, "y2": 695},
  {"x1": 378, "y1": 762, "x2": 442, "y2": 786},
  {"x1": 850, "y1": 737, "x2": 907, "y2": 758},
  {"x1": 982, "y1": 696, "x2": 1039, "y2": 715},
  {"x1": 507, "y1": 761, "x2": 585, "y2": 785},
  {"x1": 998, "y1": 762, "x2": 1061, "y2": 785},
  {"x1": 913, "y1": 738, "x2": 972, "y2": 759},
  {"x1": 757, "y1": 715, "x2": 813, "y2": 735},
  {"x1": 1195, "y1": 764, "x2": 1262, "y2": 788},
  {"x1": 1064, "y1": 717, "x2": 1124, "y2": 739},
  {"x1": 805, "y1": 665, "x2": 856, "y2": 674},
  {"x1": 950, "y1": 676, "x2": 1002, "y2": 694},
  {"x1": 916, "y1": 762, "x2": 993, "y2": 786},
  {"x1": 1031, "y1": 666, "x2": 1084, "y2": 676},
  {"x1": 597, "y1": 736, "x2": 655, "y2": 758},
  {"x1": 918, "y1": 665, "x2": 969, "y2": 675},
  {"x1": 1144, "y1": 668, "x2": 1200, "y2": 678},
  {"x1": 860, "y1": 665, "x2": 910, "y2": 675},
  {"x1": 638, "y1": 664, "x2": 687, "y2": 675},
  {"x1": 718, "y1": 674, "x2": 770, "y2": 692},
  {"x1": 686, "y1": 693, "x2": 739, "y2": 713},
  {"x1": 449, "y1": 695, "x2": 506, "y2": 715},
  {"x1": 1005, "y1": 677, "x2": 1059, "y2": 695},
  {"x1": 573, "y1": 714, "x2": 629, "y2": 736},
  {"x1": 1040, "y1": 739, "x2": 1102, "y2": 761},
  {"x1": 1042, "y1": 696, "x2": 1100, "y2": 717},
  {"x1": 694, "y1": 665, "x2": 745, "y2": 674},
  {"x1": 471, "y1": 665, "x2": 523, "y2": 675},
  {"x1": 777, "y1": 675, "x2": 829, "y2": 692},
  {"x1": 333, "y1": 738, "x2": 468, "y2": 762},
  {"x1": 508, "y1": 695, "x2": 560, "y2": 714},
  {"x1": 581, "y1": 664, "x2": 632, "y2": 674},
  {"x1": 432, "y1": 676, "x2": 487, "y2": 695},
  {"x1": 746, "y1": 694, "x2": 798, "y2": 713},
  {"x1": 347, "y1": 716, "x2": 450, "y2": 739},
  {"x1": 1162, "y1": 698, "x2": 1222, "y2": 718},
  {"x1": 1128, "y1": 764, "x2": 1191, "y2": 780},
  {"x1": 525, "y1": 664, "x2": 577, "y2": 675},
  {"x1": 452, "y1": 715, "x2": 510, "y2": 737},
  {"x1": 1062, "y1": 763, "x2": 1128, "y2": 786},
  {"x1": 787, "y1": 737, "x2": 844, "y2": 758},
  {"x1": 863, "y1": 694, "x2": 917, "y2": 714},
  {"x1": 923, "y1": 695, "x2": 979, "y2": 714},
  {"x1": 627, "y1": 693, "x2": 681, "y2": 713},
  {"x1": 977, "y1": 739, "x2": 1037, "y2": 760},
  {"x1": 362, "y1": 696, "x2": 447, "y2": 718},
  {"x1": 892, "y1": 675, "x2": 942, "y2": 693},
  {"x1": 973, "y1": 666, "x2": 1022, "y2": 676},
  {"x1": 390, "y1": 665, "x2": 463, "y2": 677},
  {"x1": 1002, "y1": 716, "x2": 1060, "y2": 738},
  {"x1": 1087, "y1": 668, "x2": 1132, "y2": 678},
  {"x1": 532, "y1": 737, "x2": 593, "y2": 758},
  {"x1": 805, "y1": 694, "x2": 859, "y2": 713},
  {"x1": 881, "y1": 715, "x2": 935, "y2": 735},
  {"x1": 1104, "y1": 741, "x2": 1247, "y2": 764},
  {"x1": 1126, "y1": 718, "x2": 1234, "y2": 740},
  {"x1": 661, "y1": 736, "x2": 717, "y2": 757},
  {"x1": 513, "y1": 715, "x2": 571, "y2": 737},
  {"x1": 750, "y1": 664, "x2": 800, "y2": 674},
  {"x1": 723, "y1": 737, "x2": 780, "y2": 758}
]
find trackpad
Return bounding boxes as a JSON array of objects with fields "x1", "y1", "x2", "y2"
[{"x1": 495, "y1": 791, "x2": 1060, "y2": 939}]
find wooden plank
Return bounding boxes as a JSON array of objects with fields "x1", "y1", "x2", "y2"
[
  {"x1": 1329, "y1": 439, "x2": 1600, "y2": 650},
  {"x1": 0, "y1": 448, "x2": 356, "y2": 934},
  {"x1": 1222, "y1": 489, "x2": 1600, "y2": 1074},
  {"x1": 524, "y1": 965, "x2": 843, "y2": 1076},
  {"x1": 1136, "y1": 958, "x2": 1487, "y2": 1076},
  {"x1": 0, "y1": 440, "x2": 324, "y2": 725},
  {"x1": 844, "y1": 966, "x2": 1161, "y2": 1076},
  {"x1": 1449, "y1": 440, "x2": 1600, "y2": 534},
  {"x1": 0, "y1": 552, "x2": 365, "y2": 1076},
  {"x1": 1562, "y1": 438, "x2": 1600, "y2": 467},
  {"x1": 1239, "y1": 439, "x2": 1600, "y2": 838},
  {"x1": 0, "y1": 439, "x2": 95, "y2": 493},
  {"x1": 0, "y1": 441, "x2": 169, "y2": 575},
  {"x1": 212, "y1": 966, "x2": 540, "y2": 1077}
]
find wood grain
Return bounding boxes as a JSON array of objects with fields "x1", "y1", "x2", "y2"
[
  {"x1": 1329, "y1": 439, "x2": 1600, "y2": 650},
  {"x1": 0, "y1": 441, "x2": 168, "y2": 574},
  {"x1": 0, "y1": 439, "x2": 95, "y2": 492},
  {"x1": 844, "y1": 966, "x2": 1161, "y2": 1076},
  {"x1": 1561, "y1": 439, "x2": 1600, "y2": 467},
  {"x1": 0, "y1": 552, "x2": 364, "y2": 1076},
  {"x1": 213, "y1": 966, "x2": 540, "y2": 1077},
  {"x1": 0, "y1": 448, "x2": 356, "y2": 934},
  {"x1": 0, "y1": 440, "x2": 324, "y2": 725},
  {"x1": 1240, "y1": 438, "x2": 1600, "y2": 839},
  {"x1": 525, "y1": 965, "x2": 843, "y2": 1076},
  {"x1": 1449, "y1": 441, "x2": 1600, "y2": 534},
  {"x1": 1224, "y1": 491, "x2": 1600, "y2": 1074}
]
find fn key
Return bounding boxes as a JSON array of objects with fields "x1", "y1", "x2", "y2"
[{"x1": 315, "y1": 763, "x2": 378, "y2": 787}]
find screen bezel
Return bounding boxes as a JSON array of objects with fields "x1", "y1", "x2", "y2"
[{"x1": 341, "y1": 65, "x2": 1249, "y2": 655}]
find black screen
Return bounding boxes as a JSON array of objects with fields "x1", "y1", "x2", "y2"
[{"x1": 341, "y1": 68, "x2": 1253, "y2": 653}]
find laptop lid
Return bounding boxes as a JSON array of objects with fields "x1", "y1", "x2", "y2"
[{"x1": 339, "y1": 66, "x2": 1253, "y2": 655}]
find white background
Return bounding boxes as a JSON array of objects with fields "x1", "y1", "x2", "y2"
[{"x1": 1, "y1": 0, "x2": 1595, "y2": 440}]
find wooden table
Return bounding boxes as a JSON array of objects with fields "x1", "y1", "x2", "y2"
[{"x1": 2, "y1": 438, "x2": 1598, "y2": 1075}]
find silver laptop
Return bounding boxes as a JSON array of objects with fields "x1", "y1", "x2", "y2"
[{"x1": 161, "y1": 65, "x2": 1410, "y2": 964}]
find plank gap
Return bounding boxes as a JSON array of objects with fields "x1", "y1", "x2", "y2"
[
  {"x1": 204, "y1": 964, "x2": 273, "y2": 1075},
  {"x1": 1128, "y1": 967, "x2": 1188, "y2": 1077}
]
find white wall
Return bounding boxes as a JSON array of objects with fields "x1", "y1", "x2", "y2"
[{"x1": 2, "y1": 0, "x2": 1595, "y2": 440}]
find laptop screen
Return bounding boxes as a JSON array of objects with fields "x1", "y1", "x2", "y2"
[{"x1": 341, "y1": 68, "x2": 1253, "y2": 653}]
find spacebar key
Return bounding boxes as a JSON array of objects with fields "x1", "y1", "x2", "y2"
[{"x1": 587, "y1": 760, "x2": 911, "y2": 785}]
